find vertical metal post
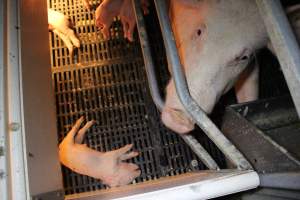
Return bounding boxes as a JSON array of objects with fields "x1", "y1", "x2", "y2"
[
  {"x1": 256, "y1": 0, "x2": 300, "y2": 117},
  {"x1": 132, "y1": 0, "x2": 164, "y2": 111},
  {"x1": 153, "y1": 0, "x2": 252, "y2": 170},
  {"x1": 0, "y1": 0, "x2": 9, "y2": 200},
  {"x1": 132, "y1": 0, "x2": 220, "y2": 170},
  {"x1": 7, "y1": 0, "x2": 29, "y2": 199}
]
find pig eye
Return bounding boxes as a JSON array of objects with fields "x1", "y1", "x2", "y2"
[{"x1": 197, "y1": 29, "x2": 202, "y2": 36}]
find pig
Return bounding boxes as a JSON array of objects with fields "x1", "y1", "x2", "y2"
[
  {"x1": 161, "y1": 0, "x2": 300, "y2": 134},
  {"x1": 59, "y1": 117, "x2": 141, "y2": 187},
  {"x1": 95, "y1": 0, "x2": 149, "y2": 41},
  {"x1": 234, "y1": 62, "x2": 259, "y2": 103},
  {"x1": 48, "y1": 9, "x2": 80, "y2": 56},
  {"x1": 234, "y1": 4, "x2": 300, "y2": 104}
]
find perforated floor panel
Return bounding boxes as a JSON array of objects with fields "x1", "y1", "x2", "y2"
[{"x1": 48, "y1": 0, "x2": 225, "y2": 195}]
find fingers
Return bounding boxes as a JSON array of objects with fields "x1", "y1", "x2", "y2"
[
  {"x1": 115, "y1": 144, "x2": 133, "y2": 157},
  {"x1": 120, "y1": 16, "x2": 135, "y2": 42},
  {"x1": 119, "y1": 163, "x2": 141, "y2": 186},
  {"x1": 103, "y1": 162, "x2": 140, "y2": 187},
  {"x1": 48, "y1": 9, "x2": 79, "y2": 55},
  {"x1": 141, "y1": 0, "x2": 150, "y2": 15},
  {"x1": 66, "y1": 29, "x2": 80, "y2": 48},
  {"x1": 121, "y1": 20, "x2": 129, "y2": 39},
  {"x1": 95, "y1": 6, "x2": 104, "y2": 29},
  {"x1": 83, "y1": 0, "x2": 91, "y2": 10},
  {"x1": 64, "y1": 116, "x2": 84, "y2": 142},
  {"x1": 132, "y1": 168, "x2": 141, "y2": 178},
  {"x1": 119, "y1": 151, "x2": 139, "y2": 161},
  {"x1": 127, "y1": 163, "x2": 139, "y2": 171},
  {"x1": 52, "y1": 29, "x2": 74, "y2": 55},
  {"x1": 71, "y1": 116, "x2": 85, "y2": 133},
  {"x1": 75, "y1": 120, "x2": 95, "y2": 144},
  {"x1": 96, "y1": 20, "x2": 103, "y2": 29},
  {"x1": 102, "y1": 26, "x2": 111, "y2": 40},
  {"x1": 53, "y1": 28, "x2": 80, "y2": 57},
  {"x1": 127, "y1": 163, "x2": 141, "y2": 181},
  {"x1": 126, "y1": 21, "x2": 136, "y2": 42},
  {"x1": 118, "y1": 163, "x2": 141, "y2": 186},
  {"x1": 142, "y1": 7, "x2": 149, "y2": 15},
  {"x1": 48, "y1": 24, "x2": 54, "y2": 30}
]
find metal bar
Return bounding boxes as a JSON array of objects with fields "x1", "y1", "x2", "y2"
[
  {"x1": 132, "y1": 0, "x2": 220, "y2": 170},
  {"x1": 180, "y1": 135, "x2": 219, "y2": 170},
  {"x1": 259, "y1": 172, "x2": 300, "y2": 190},
  {"x1": 65, "y1": 170, "x2": 259, "y2": 200},
  {"x1": 153, "y1": 0, "x2": 252, "y2": 170},
  {"x1": 132, "y1": 0, "x2": 164, "y2": 111},
  {"x1": 256, "y1": 0, "x2": 300, "y2": 117},
  {"x1": 0, "y1": 0, "x2": 9, "y2": 200},
  {"x1": 7, "y1": 0, "x2": 29, "y2": 199}
]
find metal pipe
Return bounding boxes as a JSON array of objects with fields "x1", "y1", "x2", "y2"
[
  {"x1": 0, "y1": 1, "x2": 9, "y2": 200},
  {"x1": 181, "y1": 135, "x2": 219, "y2": 170},
  {"x1": 153, "y1": 0, "x2": 252, "y2": 170},
  {"x1": 132, "y1": 0, "x2": 219, "y2": 170},
  {"x1": 7, "y1": 0, "x2": 29, "y2": 198},
  {"x1": 132, "y1": 0, "x2": 164, "y2": 111},
  {"x1": 94, "y1": 170, "x2": 259, "y2": 200},
  {"x1": 256, "y1": 0, "x2": 300, "y2": 117},
  {"x1": 259, "y1": 172, "x2": 300, "y2": 190}
]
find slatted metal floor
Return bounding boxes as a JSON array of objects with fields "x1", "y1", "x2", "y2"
[{"x1": 48, "y1": 0, "x2": 225, "y2": 195}]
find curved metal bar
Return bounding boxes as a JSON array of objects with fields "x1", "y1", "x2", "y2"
[
  {"x1": 132, "y1": 0, "x2": 220, "y2": 170},
  {"x1": 153, "y1": 0, "x2": 252, "y2": 170},
  {"x1": 132, "y1": 0, "x2": 164, "y2": 111}
]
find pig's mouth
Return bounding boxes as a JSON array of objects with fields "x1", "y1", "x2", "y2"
[{"x1": 162, "y1": 107, "x2": 195, "y2": 134}]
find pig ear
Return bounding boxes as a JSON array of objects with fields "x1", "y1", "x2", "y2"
[{"x1": 161, "y1": 108, "x2": 195, "y2": 134}]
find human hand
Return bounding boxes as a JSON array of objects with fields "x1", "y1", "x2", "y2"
[{"x1": 48, "y1": 9, "x2": 80, "y2": 56}]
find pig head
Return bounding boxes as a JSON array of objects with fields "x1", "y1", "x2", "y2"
[{"x1": 162, "y1": 0, "x2": 268, "y2": 134}]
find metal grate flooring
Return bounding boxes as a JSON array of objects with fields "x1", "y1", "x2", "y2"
[{"x1": 48, "y1": 0, "x2": 225, "y2": 195}]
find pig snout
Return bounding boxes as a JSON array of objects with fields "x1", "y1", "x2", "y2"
[
  {"x1": 161, "y1": 107, "x2": 195, "y2": 134},
  {"x1": 162, "y1": 77, "x2": 220, "y2": 134},
  {"x1": 161, "y1": 80, "x2": 194, "y2": 134}
]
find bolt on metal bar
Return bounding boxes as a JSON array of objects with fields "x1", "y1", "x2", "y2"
[
  {"x1": 132, "y1": 0, "x2": 220, "y2": 170},
  {"x1": 153, "y1": 0, "x2": 252, "y2": 170},
  {"x1": 256, "y1": 0, "x2": 300, "y2": 118}
]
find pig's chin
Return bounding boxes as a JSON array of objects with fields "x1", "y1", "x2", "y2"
[{"x1": 161, "y1": 107, "x2": 195, "y2": 134}]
